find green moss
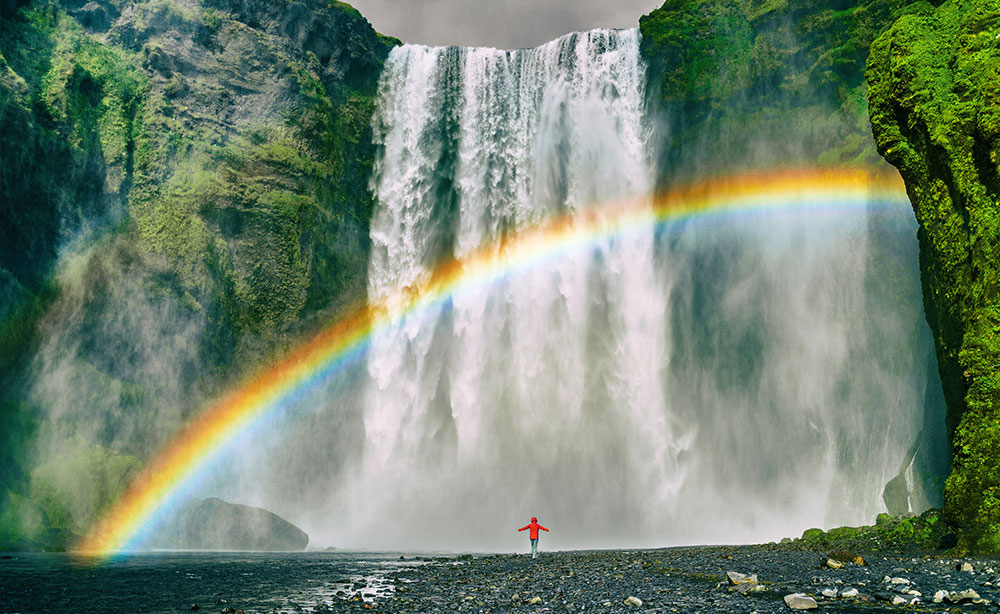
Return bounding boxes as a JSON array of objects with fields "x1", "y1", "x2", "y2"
[
  {"x1": 0, "y1": 491, "x2": 46, "y2": 549},
  {"x1": 639, "y1": 0, "x2": 942, "y2": 184},
  {"x1": 867, "y1": 0, "x2": 1000, "y2": 552},
  {"x1": 28, "y1": 438, "x2": 143, "y2": 539},
  {"x1": 787, "y1": 510, "x2": 948, "y2": 551}
]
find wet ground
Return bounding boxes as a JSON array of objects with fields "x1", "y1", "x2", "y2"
[
  {"x1": 0, "y1": 551, "x2": 416, "y2": 613},
  {"x1": 1, "y1": 546, "x2": 998, "y2": 613}
]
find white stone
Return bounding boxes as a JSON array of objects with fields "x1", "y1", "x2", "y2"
[
  {"x1": 889, "y1": 577, "x2": 910, "y2": 585},
  {"x1": 783, "y1": 593, "x2": 818, "y2": 610},
  {"x1": 623, "y1": 596, "x2": 643, "y2": 607},
  {"x1": 727, "y1": 571, "x2": 758, "y2": 585},
  {"x1": 825, "y1": 558, "x2": 844, "y2": 569},
  {"x1": 841, "y1": 588, "x2": 859, "y2": 598},
  {"x1": 821, "y1": 588, "x2": 837, "y2": 598},
  {"x1": 528, "y1": 596, "x2": 542, "y2": 604},
  {"x1": 892, "y1": 596, "x2": 909, "y2": 605},
  {"x1": 946, "y1": 589, "x2": 980, "y2": 603},
  {"x1": 959, "y1": 562, "x2": 974, "y2": 573},
  {"x1": 932, "y1": 590, "x2": 947, "y2": 603}
]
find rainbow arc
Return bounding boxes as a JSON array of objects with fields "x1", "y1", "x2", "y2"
[{"x1": 78, "y1": 167, "x2": 908, "y2": 556}]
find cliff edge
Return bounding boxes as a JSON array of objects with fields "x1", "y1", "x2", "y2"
[{"x1": 868, "y1": 0, "x2": 1000, "y2": 552}]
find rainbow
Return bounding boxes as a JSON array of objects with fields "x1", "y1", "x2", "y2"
[{"x1": 77, "y1": 167, "x2": 908, "y2": 556}]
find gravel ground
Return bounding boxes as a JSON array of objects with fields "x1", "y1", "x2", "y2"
[
  {"x1": 1, "y1": 546, "x2": 999, "y2": 613},
  {"x1": 386, "y1": 546, "x2": 1000, "y2": 614}
]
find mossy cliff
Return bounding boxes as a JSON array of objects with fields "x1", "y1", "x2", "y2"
[
  {"x1": 638, "y1": 0, "x2": 946, "y2": 185},
  {"x1": 867, "y1": 0, "x2": 1000, "y2": 552},
  {"x1": 0, "y1": 0, "x2": 396, "y2": 550}
]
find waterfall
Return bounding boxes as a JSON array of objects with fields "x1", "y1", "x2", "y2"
[{"x1": 326, "y1": 28, "x2": 945, "y2": 550}]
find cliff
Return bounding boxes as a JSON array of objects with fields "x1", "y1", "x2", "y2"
[
  {"x1": 867, "y1": 0, "x2": 1000, "y2": 552},
  {"x1": 0, "y1": 0, "x2": 396, "y2": 550},
  {"x1": 638, "y1": 0, "x2": 946, "y2": 185}
]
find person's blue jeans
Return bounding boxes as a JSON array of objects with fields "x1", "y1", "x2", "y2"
[{"x1": 530, "y1": 538, "x2": 538, "y2": 558}]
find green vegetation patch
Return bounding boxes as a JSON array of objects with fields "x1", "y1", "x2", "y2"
[
  {"x1": 789, "y1": 509, "x2": 950, "y2": 552},
  {"x1": 867, "y1": 0, "x2": 1000, "y2": 553}
]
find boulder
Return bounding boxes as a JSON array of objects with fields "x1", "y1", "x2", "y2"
[
  {"x1": 783, "y1": 593, "x2": 818, "y2": 610},
  {"x1": 151, "y1": 497, "x2": 308, "y2": 551},
  {"x1": 945, "y1": 589, "x2": 980, "y2": 604}
]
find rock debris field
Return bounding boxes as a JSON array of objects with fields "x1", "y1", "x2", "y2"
[
  {"x1": 2, "y1": 546, "x2": 999, "y2": 613},
  {"x1": 384, "y1": 547, "x2": 1000, "y2": 614}
]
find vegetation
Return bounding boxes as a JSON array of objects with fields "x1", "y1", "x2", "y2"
[
  {"x1": 867, "y1": 0, "x2": 1000, "y2": 553},
  {"x1": 0, "y1": 0, "x2": 396, "y2": 550},
  {"x1": 639, "y1": 0, "x2": 999, "y2": 553},
  {"x1": 638, "y1": 0, "x2": 946, "y2": 186},
  {"x1": 789, "y1": 509, "x2": 951, "y2": 552}
]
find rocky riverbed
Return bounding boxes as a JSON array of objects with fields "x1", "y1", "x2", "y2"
[
  {"x1": 2, "y1": 546, "x2": 998, "y2": 613},
  {"x1": 386, "y1": 546, "x2": 1000, "y2": 613}
]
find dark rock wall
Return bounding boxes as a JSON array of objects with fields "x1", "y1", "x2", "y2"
[{"x1": 867, "y1": 0, "x2": 1000, "y2": 552}]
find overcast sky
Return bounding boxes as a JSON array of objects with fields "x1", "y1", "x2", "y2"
[{"x1": 347, "y1": 0, "x2": 663, "y2": 49}]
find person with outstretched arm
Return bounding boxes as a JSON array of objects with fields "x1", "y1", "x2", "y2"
[{"x1": 517, "y1": 517, "x2": 549, "y2": 558}]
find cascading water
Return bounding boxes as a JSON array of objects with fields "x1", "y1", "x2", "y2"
[
  {"x1": 321, "y1": 28, "x2": 946, "y2": 550},
  {"x1": 354, "y1": 29, "x2": 683, "y2": 549}
]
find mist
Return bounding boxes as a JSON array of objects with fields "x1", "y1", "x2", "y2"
[
  {"x1": 11, "y1": 14, "x2": 951, "y2": 554},
  {"x1": 148, "y1": 29, "x2": 947, "y2": 552}
]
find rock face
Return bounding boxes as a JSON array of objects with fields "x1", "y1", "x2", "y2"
[
  {"x1": 638, "y1": 0, "x2": 948, "y2": 187},
  {"x1": 867, "y1": 0, "x2": 1000, "y2": 553},
  {"x1": 151, "y1": 497, "x2": 308, "y2": 551},
  {"x1": 0, "y1": 0, "x2": 396, "y2": 550}
]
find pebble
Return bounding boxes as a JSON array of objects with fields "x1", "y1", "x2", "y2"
[
  {"x1": 841, "y1": 588, "x2": 858, "y2": 598},
  {"x1": 528, "y1": 596, "x2": 542, "y2": 604},
  {"x1": 825, "y1": 558, "x2": 843, "y2": 569},
  {"x1": 933, "y1": 589, "x2": 948, "y2": 603},
  {"x1": 959, "y1": 562, "x2": 975, "y2": 572},
  {"x1": 820, "y1": 588, "x2": 837, "y2": 598},
  {"x1": 623, "y1": 595, "x2": 643, "y2": 606}
]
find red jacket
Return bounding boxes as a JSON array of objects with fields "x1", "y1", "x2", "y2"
[{"x1": 518, "y1": 520, "x2": 549, "y2": 540}]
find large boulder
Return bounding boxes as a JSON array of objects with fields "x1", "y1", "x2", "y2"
[{"x1": 153, "y1": 497, "x2": 308, "y2": 551}]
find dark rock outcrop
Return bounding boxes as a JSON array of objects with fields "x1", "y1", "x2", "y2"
[
  {"x1": 867, "y1": 0, "x2": 1000, "y2": 552},
  {"x1": 151, "y1": 497, "x2": 308, "y2": 551}
]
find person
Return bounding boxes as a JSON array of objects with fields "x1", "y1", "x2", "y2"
[{"x1": 517, "y1": 517, "x2": 549, "y2": 558}]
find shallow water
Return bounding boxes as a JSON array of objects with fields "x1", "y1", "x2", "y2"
[{"x1": 0, "y1": 551, "x2": 422, "y2": 613}]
